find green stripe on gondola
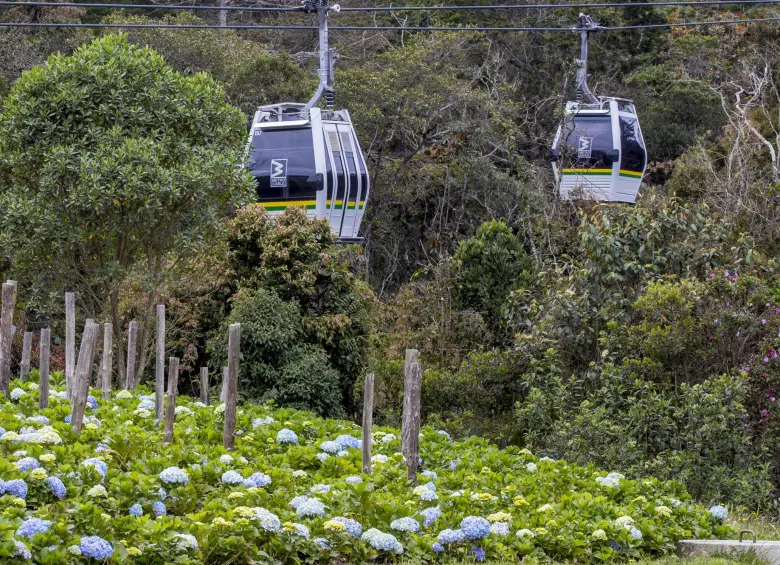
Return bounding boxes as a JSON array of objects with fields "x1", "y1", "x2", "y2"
[
  {"x1": 562, "y1": 168, "x2": 613, "y2": 176},
  {"x1": 619, "y1": 170, "x2": 643, "y2": 178}
]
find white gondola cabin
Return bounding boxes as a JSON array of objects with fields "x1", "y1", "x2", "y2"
[
  {"x1": 551, "y1": 98, "x2": 646, "y2": 203},
  {"x1": 245, "y1": 0, "x2": 369, "y2": 243},
  {"x1": 551, "y1": 14, "x2": 647, "y2": 204},
  {"x1": 247, "y1": 104, "x2": 369, "y2": 243}
]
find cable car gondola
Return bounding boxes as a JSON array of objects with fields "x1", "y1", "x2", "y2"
[
  {"x1": 246, "y1": 0, "x2": 369, "y2": 243},
  {"x1": 551, "y1": 14, "x2": 647, "y2": 203}
]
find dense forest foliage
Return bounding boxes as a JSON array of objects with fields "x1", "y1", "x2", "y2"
[{"x1": 0, "y1": 0, "x2": 779, "y2": 517}]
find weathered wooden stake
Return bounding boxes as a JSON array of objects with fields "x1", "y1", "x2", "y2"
[
  {"x1": 125, "y1": 320, "x2": 137, "y2": 389},
  {"x1": 401, "y1": 349, "x2": 422, "y2": 484},
  {"x1": 100, "y1": 323, "x2": 113, "y2": 400},
  {"x1": 220, "y1": 366, "x2": 228, "y2": 402},
  {"x1": 71, "y1": 321, "x2": 99, "y2": 435},
  {"x1": 223, "y1": 324, "x2": 241, "y2": 450},
  {"x1": 0, "y1": 281, "x2": 17, "y2": 395},
  {"x1": 89, "y1": 321, "x2": 99, "y2": 385},
  {"x1": 65, "y1": 292, "x2": 75, "y2": 397},
  {"x1": 19, "y1": 331, "x2": 32, "y2": 381},
  {"x1": 163, "y1": 357, "x2": 179, "y2": 444},
  {"x1": 39, "y1": 328, "x2": 51, "y2": 410},
  {"x1": 200, "y1": 367, "x2": 209, "y2": 405},
  {"x1": 155, "y1": 305, "x2": 165, "y2": 421},
  {"x1": 362, "y1": 372, "x2": 375, "y2": 474}
]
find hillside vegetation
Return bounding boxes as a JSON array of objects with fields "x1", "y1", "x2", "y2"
[{"x1": 0, "y1": 0, "x2": 777, "y2": 530}]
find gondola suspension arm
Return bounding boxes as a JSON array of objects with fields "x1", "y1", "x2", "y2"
[
  {"x1": 574, "y1": 13, "x2": 600, "y2": 104},
  {"x1": 303, "y1": 0, "x2": 341, "y2": 112}
]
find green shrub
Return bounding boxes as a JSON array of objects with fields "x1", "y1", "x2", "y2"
[{"x1": 265, "y1": 344, "x2": 344, "y2": 419}]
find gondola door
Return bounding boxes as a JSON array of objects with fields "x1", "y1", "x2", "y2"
[
  {"x1": 323, "y1": 123, "x2": 348, "y2": 237},
  {"x1": 336, "y1": 124, "x2": 361, "y2": 239}
]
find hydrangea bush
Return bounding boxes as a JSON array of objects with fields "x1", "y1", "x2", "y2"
[{"x1": 0, "y1": 376, "x2": 730, "y2": 563}]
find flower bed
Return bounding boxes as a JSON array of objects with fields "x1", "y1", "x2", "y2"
[{"x1": 0, "y1": 377, "x2": 729, "y2": 563}]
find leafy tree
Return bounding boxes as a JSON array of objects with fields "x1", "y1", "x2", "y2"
[
  {"x1": 0, "y1": 34, "x2": 253, "y2": 383},
  {"x1": 225, "y1": 206, "x2": 373, "y2": 413},
  {"x1": 207, "y1": 289, "x2": 343, "y2": 418},
  {"x1": 452, "y1": 219, "x2": 532, "y2": 334}
]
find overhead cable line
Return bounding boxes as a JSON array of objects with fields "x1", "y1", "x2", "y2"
[
  {"x1": 339, "y1": 0, "x2": 780, "y2": 9},
  {"x1": 3, "y1": 0, "x2": 780, "y2": 13},
  {"x1": 0, "y1": 15, "x2": 778, "y2": 29}
]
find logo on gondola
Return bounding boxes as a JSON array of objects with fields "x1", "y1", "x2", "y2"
[
  {"x1": 577, "y1": 137, "x2": 593, "y2": 159},
  {"x1": 270, "y1": 159, "x2": 288, "y2": 188}
]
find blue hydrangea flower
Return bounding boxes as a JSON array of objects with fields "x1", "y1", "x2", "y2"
[
  {"x1": 289, "y1": 495, "x2": 309, "y2": 510},
  {"x1": 64, "y1": 415, "x2": 72, "y2": 424},
  {"x1": 252, "y1": 416, "x2": 274, "y2": 428},
  {"x1": 276, "y1": 429, "x2": 298, "y2": 444},
  {"x1": 221, "y1": 471, "x2": 244, "y2": 485},
  {"x1": 80, "y1": 536, "x2": 113, "y2": 560},
  {"x1": 334, "y1": 434, "x2": 360, "y2": 450},
  {"x1": 361, "y1": 528, "x2": 403, "y2": 553},
  {"x1": 27, "y1": 416, "x2": 50, "y2": 426},
  {"x1": 158, "y1": 487, "x2": 167, "y2": 501},
  {"x1": 313, "y1": 537, "x2": 330, "y2": 549},
  {"x1": 219, "y1": 454, "x2": 234, "y2": 465},
  {"x1": 86, "y1": 396, "x2": 98, "y2": 410},
  {"x1": 310, "y1": 484, "x2": 330, "y2": 494},
  {"x1": 420, "y1": 489, "x2": 438, "y2": 502},
  {"x1": 3, "y1": 479, "x2": 28, "y2": 499},
  {"x1": 15, "y1": 457, "x2": 40, "y2": 472},
  {"x1": 437, "y1": 430, "x2": 451, "y2": 440},
  {"x1": 16, "y1": 518, "x2": 52, "y2": 538},
  {"x1": 629, "y1": 527, "x2": 643, "y2": 540},
  {"x1": 432, "y1": 542, "x2": 444, "y2": 553},
  {"x1": 45, "y1": 477, "x2": 66, "y2": 499},
  {"x1": 296, "y1": 497, "x2": 325, "y2": 518},
  {"x1": 319, "y1": 441, "x2": 340, "y2": 454},
  {"x1": 253, "y1": 507, "x2": 281, "y2": 532},
  {"x1": 345, "y1": 475, "x2": 363, "y2": 485},
  {"x1": 390, "y1": 517, "x2": 420, "y2": 533},
  {"x1": 81, "y1": 458, "x2": 108, "y2": 479},
  {"x1": 709, "y1": 505, "x2": 728, "y2": 521},
  {"x1": 421, "y1": 506, "x2": 442, "y2": 527},
  {"x1": 244, "y1": 472, "x2": 271, "y2": 489},
  {"x1": 129, "y1": 504, "x2": 143, "y2": 517},
  {"x1": 438, "y1": 528, "x2": 465, "y2": 544},
  {"x1": 152, "y1": 501, "x2": 167, "y2": 517},
  {"x1": 13, "y1": 540, "x2": 31, "y2": 560},
  {"x1": 461, "y1": 517, "x2": 490, "y2": 540},
  {"x1": 159, "y1": 466, "x2": 189, "y2": 485},
  {"x1": 288, "y1": 522, "x2": 310, "y2": 539},
  {"x1": 95, "y1": 444, "x2": 110, "y2": 454},
  {"x1": 333, "y1": 517, "x2": 362, "y2": 538},
  {"x1": 490, "y1": 522, "x2": 510, "y2": 536},
  {"x1": 449, "y1": 460, "x2": 457, "y2": 471},
  {"x1": 421, "y1": 470, "x2": 438, "y2": 482},
  {"x1": 469, "y1": 547, "x2": 486, "y2": 562}
]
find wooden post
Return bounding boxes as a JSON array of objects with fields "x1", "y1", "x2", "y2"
[
  {"x1": 401, "y1": 349, "x2": 422, "y2": 484},
  {"x1": 220, "y1": 366, "x2": 228, "y2": 402},
  {"x1": 100, "y1": 323, "x2": 113, "y2": 400},
  {"x1": 19, "y1": 331, "x2": 32, "y2": 381},
  {"x1": 362, "y1": 372, "x2": 375, "y2": 474},
  {"x1": 200, "y1": 367, "x2": 209, "y2": 405},
  {"x1": 89, "y1": 321, "x2": 99, "y2": 385},
  {"x1": 155, "y1": 305, "x2": 165, "y2": 421},
  {"x1": 0, "y1": 281, "x2": 17, "y2": 395},
  {"x1": 163, "y1": 357, "x2": 179, "y2": 443},
  {"x1": 39, "y1": 328, "x2": 51, "y2": 410},
  {"x1": 71, "y1": 321, "x2": 99, "y2": 435},
  {"x1": 125, "y1": 320, "x2": 137, "y2": 389},
  {"x1": 65, "y1": 292, "x2": 75, "y2": 397},
  {"x1": 223, "y1": 324, "x2": 241, "y2": 450}
]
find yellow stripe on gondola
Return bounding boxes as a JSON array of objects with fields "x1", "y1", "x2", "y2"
[
  {"x1": 562, "y1": 168, "x2": 613, "y2": 175},
  {"x1": 619, "y1": 170, "x2": 643, "y2": 178}
]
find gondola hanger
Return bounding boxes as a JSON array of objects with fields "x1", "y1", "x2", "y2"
[
  {"x1": 245, "y1": 0, "x2": 369, "y2": 244},
  {"x1": 551, "y1": 14, "x2": 647, "y2": 203}
]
